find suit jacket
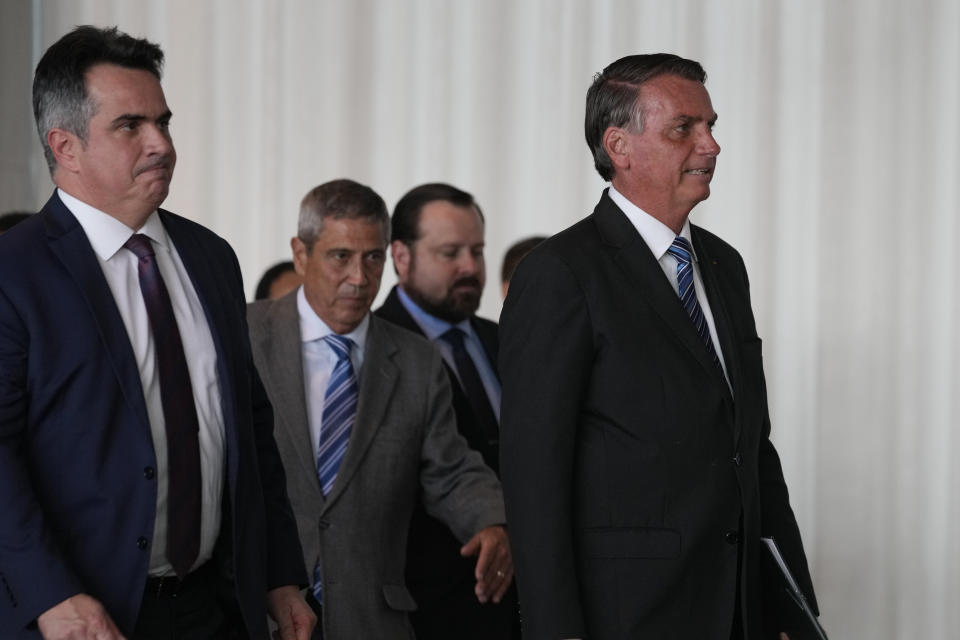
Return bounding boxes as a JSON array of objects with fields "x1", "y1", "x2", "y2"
[
  {"x1": 0, "y1": 192, "x2": 306, "y2": 639},
  {"x1": 247, "y1": 295, "x2": 506, "y2": 640},
  {"x1": 499, "y1": 190, "x2": 818, "y2": 640},
  {"x1": 376, "y1": 287, "x2": 518, "y2": 639}
]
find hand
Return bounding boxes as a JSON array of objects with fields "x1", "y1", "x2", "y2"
[
  {"x1": 780, "y1": 634, "x2": 790, "y2": 640},
  {"x1": 36, "y1": 594, "x2": 125, "y2": 640},
  {"x1": 460, "y1": 525, "x2": 514, "y2": 604},
  {"x1": 266, "y1": 585, "x2": 316, "y2": 640}
]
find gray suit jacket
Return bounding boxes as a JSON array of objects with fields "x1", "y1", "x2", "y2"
[{"x1": 248, "y1": 293, "x2": 506, "y2": 640}]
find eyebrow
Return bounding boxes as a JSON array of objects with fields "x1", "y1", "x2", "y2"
[{"x1": 110, "y1": 110, "x2": 173, "y2": 127}]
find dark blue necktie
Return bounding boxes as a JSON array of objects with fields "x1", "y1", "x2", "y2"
[
  {"x1": 440, "y1": 327, "x2": 498, "y2": 443},
  {"x1": 666, "y1": 236, "x2": 721, "y2": 367},
  {"x1": 124, "y1": 233, "x2": 201, "y2": 578}
]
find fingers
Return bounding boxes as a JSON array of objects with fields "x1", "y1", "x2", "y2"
[{"x1": 466, "y1": 527, "x2": 514, "y2": 604}]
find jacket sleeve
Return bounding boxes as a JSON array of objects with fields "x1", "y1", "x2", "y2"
[
  {"x1": 417, "y1": 348, "x2": 506, "y2": 542},
  {"x1": 498, "y1": 250, "x2": 593, "y2": 640},
  {"x1": 0, "y1": 285, "x2": 84, "y2": 633}
]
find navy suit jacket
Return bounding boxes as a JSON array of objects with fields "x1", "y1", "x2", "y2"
[
  {"x1": 499, "y1": 190, "x2": 818, "y2": 639},
  {"x1": 0, "y1": 192, "x2": 306, "y2": 638}
]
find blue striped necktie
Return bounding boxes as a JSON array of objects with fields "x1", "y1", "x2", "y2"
[
  {"x1": 313, "y1": 333, "x2": 357, "y2": 604},
  {"x1": 316, "y1": 334, "x2": 358, "y2": 496},
  {"x1": 666, "y1": 236, "x2": 721, "y2": 367}
]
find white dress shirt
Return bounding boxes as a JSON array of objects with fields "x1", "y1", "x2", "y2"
[
  {"x1": 59, "y1": 188, "x2": 225, "y2": 577},
  {"x1": 608, "y1": 185, "x2": 731, "y2": 387},
  {"x1": 297, "y1": 286, "x2": 369, "y2": 457}
]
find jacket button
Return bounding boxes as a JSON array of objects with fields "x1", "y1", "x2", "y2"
[
  {"x1": 144, "y1": 466, "x2": 155, "y2": 479},
  {"x1": 136, "y1": 536, "x2": 149, "y2": 550},
  {"x1": 732, "y1": 452, "x2": 742, "y2": 466},
  {"x1": 724, "y1": 530, "x2": 740, "y2": 545}
]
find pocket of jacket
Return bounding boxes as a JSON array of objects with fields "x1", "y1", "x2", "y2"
[{"x1": 382, "y1": 583, "x2": 418, "y2": 611}]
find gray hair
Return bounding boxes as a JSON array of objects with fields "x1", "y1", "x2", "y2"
[{"x1": 298, "y1": 179, "x2": 390, "y2": 251}]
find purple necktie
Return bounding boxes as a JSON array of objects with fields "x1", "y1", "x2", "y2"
[{"x1": 125, "y1": 233, "x2": 201, "y2": 578}]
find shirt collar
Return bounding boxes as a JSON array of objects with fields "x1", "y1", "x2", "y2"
[
  {"x1": 396, "y1": 285, "x2": 472, "y2": 341},
  {"x1": 607, "y1": 185, "x2": 698, "y2": 263},
  {"x1": 58, "y1": 187, "x2": 167, "y2": 261},
  {"x1": 296, "y1": 286, "x2": 370, "y2": 351}
]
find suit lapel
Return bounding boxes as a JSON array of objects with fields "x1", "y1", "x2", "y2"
[
  {"x1": 322, "y1": 315, "x2": 398, "y2": 509},
  {"x1": 44, "y1": 193, "x2": 151, "y2": 432},
  {"x1": 594, "y1": 193, "x2": 726, "y2": 390},
  {"x1": 257, "y1": 296, "x2": 323, "y2": 497}
]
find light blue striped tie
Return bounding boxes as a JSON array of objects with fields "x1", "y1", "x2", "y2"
[
  {"x1": 317, "y1": 334, "x2": 358, "y2": 496},
  {"x1": 313, "y1": 334, "x2": 358, "y2": 603},
  {"x1": 666, "y1": 236, "x2": 720, "y2": 367}
]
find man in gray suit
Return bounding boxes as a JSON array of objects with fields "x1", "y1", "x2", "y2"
[{"x1": 247, "y1": 179, "x2": 512, "y2": 640}]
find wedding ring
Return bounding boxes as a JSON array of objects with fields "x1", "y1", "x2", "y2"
[{"x1": 496, "y1": 570, "x2": 505, "y2": 577}]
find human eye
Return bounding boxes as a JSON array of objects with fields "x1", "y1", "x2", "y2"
[{"x1": 365, "y1": 251, "x2": 386, "y2": 266}]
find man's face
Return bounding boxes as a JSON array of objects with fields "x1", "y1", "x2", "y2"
[
  {"x1": 292, "y1": 217, "x2": 387, "y2": 334},
  {"x1": 393, "y1": 200, "x2": 485, "y2": 323},
  {"x1": 67, "y1": 63, "x2": 176, "y2": 222},
  {"x1": 614, "y1": 74, "x2": 720, "y2": 219}
]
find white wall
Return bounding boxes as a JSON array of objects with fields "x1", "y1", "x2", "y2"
[{"x1": 2, "y1": 2, "x2": 958, "y2": 637}]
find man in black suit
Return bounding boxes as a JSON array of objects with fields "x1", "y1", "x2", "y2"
[
  {"x1": 376, "y1": 183, "x2": 518, "y2": 639},
  {"x1": 499, "y1": 54, "x2": 820, "y2": 639},
  {"x1": 0, "y1": 26, "x2": 313, "y2": 639}
]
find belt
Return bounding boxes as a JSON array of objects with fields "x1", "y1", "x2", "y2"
[{"x1": 144, "y1": 563, "x2": 212, "y2": 598}]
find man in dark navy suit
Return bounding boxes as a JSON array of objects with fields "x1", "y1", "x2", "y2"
[
  {"x1": 0, "y1": 26, "x2": 313, "y2": 639},
  {"x1": 376, "y1": 183, "x2": 519, "y2": 639}
]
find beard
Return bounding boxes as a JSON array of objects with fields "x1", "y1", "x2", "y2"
[{"x1": 404, "y1": 275, "x2": 482, "y2": 323}]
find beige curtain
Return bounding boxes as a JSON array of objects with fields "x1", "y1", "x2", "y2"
[{"x1": 2, "y1": 1, "x2": 959, "y2": 637}]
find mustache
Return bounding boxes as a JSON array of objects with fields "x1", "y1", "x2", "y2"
[{"x1": 452, "y1": 276, "x2": 482, "y2": 290}]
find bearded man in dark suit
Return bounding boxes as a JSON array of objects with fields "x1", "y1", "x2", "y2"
[{"x1": 376, "y1": 183, "x2": 519, "y2": 639}]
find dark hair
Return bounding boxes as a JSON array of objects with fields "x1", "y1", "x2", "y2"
[
  {"x1": 391, "y1": 183, "x2": 484, "y2": 245},
  {"x1": 297, "y1": 179, "x2": 389, "y2": 250},
  {"x1": 585, "y1": 54, "x2": 707, "y2": 181},
  {"x1": 254, "y1": 261, "x2": 296, "y2": 300},
  {"x1": 501, "y1": 236, "x2": 546, "y2": 285},
  {"x1": 0, "y1": 211, "x2": 32, "y2": 233},
  {"x1": 33, "y1": 25, "x2": 165, "y2": 174}
]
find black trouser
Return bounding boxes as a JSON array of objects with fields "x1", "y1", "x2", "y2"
[
  {"x1": 134, "y1": 563, "x2": 239, "y2": 640},
  {"x1": 305, "y1": 590, "x2": 323, "y2": 640}
]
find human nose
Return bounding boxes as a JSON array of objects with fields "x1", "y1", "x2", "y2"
[
  {"x1": 345, "y1": 256, "x2": 368, "y2": 286},
  {"x1": 698, "y1": 128, "x2": 720, "y2": 157},
  {"x1": 144, "y1": 124, "x2": 174, "y2": 156},
  {"x1": 458, "y1": 251, "x2": 482, "y2": 275}
]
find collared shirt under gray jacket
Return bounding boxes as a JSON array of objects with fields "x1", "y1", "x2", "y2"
[{"x1": 247, "y1": 293, "x2": 505, "y2": 640}]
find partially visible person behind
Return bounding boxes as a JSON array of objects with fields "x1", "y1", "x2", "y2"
[
  {"x1": 248, "y1": 179, "x2": 512, "y2": 640},
  {"x1": 500, "y1": 235, "x2": 545, "y2": 298},
  {"x1": 0, "y1": 25, "x2": 313, "y2": 640},
  {"x1": 0, "y1": 211, "x2": 32, "y2": 234},
  {"x1": 255, "y1": 260, "x2": 303, "y2": 300},
  {"x1": 376, "y1": 183, "x2": 520, "y2": 640}
]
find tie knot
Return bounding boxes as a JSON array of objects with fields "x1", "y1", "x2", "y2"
[
  {"x1": 124, "y1": 233, "x2": 155, "y2": 260},
  {"x1": 323, "y1": 334, "x2": 354, "y2": 361},
  {"x1": 667, "y1": 236, "x2": 693, "y2": 265},
  {"x1": 440, "y1": 327, "x2": 467, "y2": 349}
]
